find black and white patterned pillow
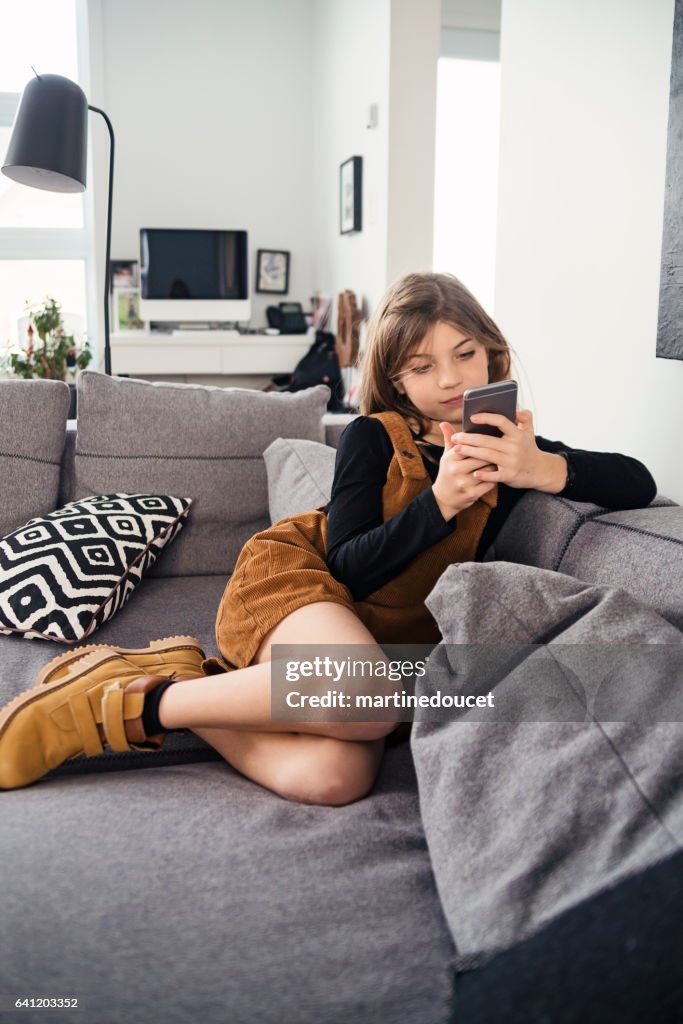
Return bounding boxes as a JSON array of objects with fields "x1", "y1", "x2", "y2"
[{"x1": 0, "y1": 494, "x2": 192, "y2": 643}]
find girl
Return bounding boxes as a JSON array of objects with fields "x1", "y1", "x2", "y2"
[{"x1": 0, "y1": 273, "x2": 657, "y2": 801}]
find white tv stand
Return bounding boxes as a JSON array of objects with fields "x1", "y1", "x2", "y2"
[{"x1": 110, "y1": 329, "x2": 312, "y2": 377}]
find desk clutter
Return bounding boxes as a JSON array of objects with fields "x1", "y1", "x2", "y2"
[
  {"x1": 265, "y1": 290, "x2": 362, "y2": 412},
  {"x1": 265, "y1": 302, "x2": 309, "y2": 334}
]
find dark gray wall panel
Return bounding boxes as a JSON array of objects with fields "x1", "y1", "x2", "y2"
[{"x1": 658, "y1": 0, "x2": 683, "y2": 360}]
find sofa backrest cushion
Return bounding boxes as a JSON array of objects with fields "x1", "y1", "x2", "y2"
[
  {"x1": 58, "y1": 417, "x2": 352, "y2": 513},
  {"x1": 558, "y1": 505, "x2": 683, "y2": 629},
  {"x1": 0, "y1": 379, "x2": 70, "y2": 537},
  {"x1": 481, "y1": 491, "x2": 607, "y2": 569},
  {"x1": 70, "y1": 372, "x2": 330, "y2": 577},
  {"x1": 481, "y1": 489, "x2": 676, "y2": 572},
  {"x1": 264, "y1": 437, "x2": 337, "y2": 524}
]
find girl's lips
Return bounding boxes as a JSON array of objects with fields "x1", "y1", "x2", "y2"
[{"x1": 441, "y1": 395, "x2": 463, "y2": 405}]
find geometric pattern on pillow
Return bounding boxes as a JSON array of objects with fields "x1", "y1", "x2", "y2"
[{"x1": 0, "y1": 494, "x2": 192, "y2": 643}]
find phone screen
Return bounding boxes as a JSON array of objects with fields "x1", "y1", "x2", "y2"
[{"x1": 462, "y1": 381, "x2": 518, "y2": 437}]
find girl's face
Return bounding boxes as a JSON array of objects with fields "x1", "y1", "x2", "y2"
[{"x1": 393, "y1": 321, "x2": 490, "y2": 443}]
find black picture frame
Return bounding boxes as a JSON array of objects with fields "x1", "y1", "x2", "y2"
[
  {"x1": 255, "y1": 249, "x2": 290, "y2": 294},
  {"x1": 340, "y1": 156, "x2": 362, "y2": 234}
]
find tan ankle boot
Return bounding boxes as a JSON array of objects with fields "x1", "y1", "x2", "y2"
[
  {"x1": 34, "y1": 636, "x2": 206, "y2": 688},
  {"x1": 0, "y1": 650, "x2": 203, "y2": 790}
]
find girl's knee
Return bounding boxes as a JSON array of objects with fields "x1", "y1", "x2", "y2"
[
  {"x1": 279, "y1": 738, "x2": 384, "y2": 807},
  {"x1": 321, "y1": 720, "x2": 399, "y2": 743}
]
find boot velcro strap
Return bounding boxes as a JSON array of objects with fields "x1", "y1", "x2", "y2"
[
  {"x1": 101, "y1": 683, "x2": 159, "y2": 753},
  {"x1": 68, "y1": 691, "x2": 105, "y2": 757},
  {"x1": 101, "y1": 682, "x2": 145, "y2": 752},
  {"x1": 101, "y1": 682, "x2": 130, "y2": 751}
]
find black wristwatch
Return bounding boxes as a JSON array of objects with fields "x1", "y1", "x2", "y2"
[{"x1": 556, "y1": 451, "x2": 576, "y2": 494}]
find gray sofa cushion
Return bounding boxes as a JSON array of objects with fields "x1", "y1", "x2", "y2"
[
  {"x1": 558, "y1": 505, "x2": 683, "y2": 629},
  {"x1": 0, "y1": 379, "x2": 70, "y2": 536},
  {"x1": 0, "y1": 573, "x2": 232, "y2": 772},
  {"x1": 480, "y1": 489, "x2": 676, "y2": 569},
  {"x1": 264, "y1": 437, "x2": 336, "y2": 523},
  {"x1": 481, "y1": 490, "x2": 609, "y2": 568},
  {"x1": 321, "y1": 411, "x2": 356, "y2": 448},
  {"x1": 411, "y1": 562, "x2": 683, "y2": 966},
  {"x1": 1, "y1": 743, "x2": 457, "y2": 1024},
  {"x1": 72, "y1": 373, "x2": 330, "y2": 577},
  {"x1": 0, "y1": 574, "x2": 228, "y2": 708},
  {"x1": 59, "y1": 419, "x2": 352, "y2": 507},
  {"x1": 57, "y1": 428, "x2": 77, "y2": 507}
]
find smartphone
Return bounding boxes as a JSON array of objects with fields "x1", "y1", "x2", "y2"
[{"x1": 462, "y1": 380, "x2": 518, "y2": 437}]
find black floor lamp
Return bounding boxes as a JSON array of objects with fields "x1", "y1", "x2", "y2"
[{"x1": 1, "y1": 71, "x2": 115, "y2": 375}]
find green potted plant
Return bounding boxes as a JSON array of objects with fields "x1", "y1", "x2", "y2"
[{"x1": 1, "y1": 297, "x2": 92, "y2": 416}]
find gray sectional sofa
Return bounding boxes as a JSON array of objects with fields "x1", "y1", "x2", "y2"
[{"x1": 1, "y1": 372, "x2": 682, "y2": 1024}]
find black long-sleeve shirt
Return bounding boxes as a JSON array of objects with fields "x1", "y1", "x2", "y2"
[{"x1": 324, "y1": 415, "x2": 657, "y2": 601}]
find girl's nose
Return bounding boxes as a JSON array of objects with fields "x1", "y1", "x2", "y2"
[{"x1": 437, "y1": 366, "x2": 461, "y2": 388}]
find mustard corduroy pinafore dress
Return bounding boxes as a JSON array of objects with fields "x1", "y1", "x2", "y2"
[{"x1": 213, "y1": 411, "x2": 498, "y2": 671}]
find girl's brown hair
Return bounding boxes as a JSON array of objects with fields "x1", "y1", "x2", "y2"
[{"x1": 358, "y1": 272, "x2": 512, "y2": 445}]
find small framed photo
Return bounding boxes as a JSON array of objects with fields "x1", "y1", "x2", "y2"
[
  {"x1": 114, "y1": 289, "x2": 146, "y2": 332},
  {"x1": 256, "y1": 249, "x2": 290, "y2": 294},
  {"x1": 340, "y1": 156, "x2": 362, "y2": 234},
  {"x1": 110, "y1": 259, "x2": 139, "y2": 290}
]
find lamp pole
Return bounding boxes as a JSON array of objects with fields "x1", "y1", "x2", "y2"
[{"x1": 88, "y1": 105, "x2": 115, "y2": 375}]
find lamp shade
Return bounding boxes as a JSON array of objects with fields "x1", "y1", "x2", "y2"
[{"x1": 1, "y1": 73, "x2": 88, "y2": 193}]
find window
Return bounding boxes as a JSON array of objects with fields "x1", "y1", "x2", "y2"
[
  {"x1": 0, "y1": 0, "x2": 80, "y2": 92},
  {"x1": 0, "y1": 0, "x2": 91, "y2": 358},
  {"x1": 433, "y1": 28, "x2": 501, "y2": 315}
]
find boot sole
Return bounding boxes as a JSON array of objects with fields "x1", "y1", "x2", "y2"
[{"x1": 35, "y1": 635, "x2": 205, "y2": 688}]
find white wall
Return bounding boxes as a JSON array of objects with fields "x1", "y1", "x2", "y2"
[
  {"x1": 495, "y1": 0, "x2": 681, "y2": 501},
  {"x1": 310, "y1": 0, "x2": 391, "y2": 319},
  {"x1": 88, "y1": 0, "x2": 440, "y2": 347},
  {"x1": 89, "y1": 0, "x2": 316, "y2": 328},
  {"x1": 310, "y1": 0, "x2": 440, "y2": 325}
]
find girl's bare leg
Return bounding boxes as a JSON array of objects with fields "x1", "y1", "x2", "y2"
[
  {"x1": 192, "y1": 725, "x2": 386, "y2": 806},
  {"x1": 158, "y1": 602, "x2": 398, "y2": 742},
  {"x1": 160, "y1": 602, "x2": 398, "y2": 805}
]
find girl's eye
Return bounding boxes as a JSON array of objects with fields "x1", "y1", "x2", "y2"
[
  {"x1": 457, "y1": 350, "x2": 476, "y2": 360},
  {"x1": 413, "y1": 365, "x2": 432, "y2": 375}
]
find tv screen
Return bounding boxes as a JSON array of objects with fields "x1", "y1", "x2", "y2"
[{"x1": 140, "y1": 228, "x2": 248, "y2": 300}]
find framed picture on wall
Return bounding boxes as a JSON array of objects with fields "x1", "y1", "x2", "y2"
[
  {"x1": 113, "y1": 289, "x2": 146, "y2": 332},
  {"x1": 340, "y1": 156, "x2": 362, "y2": 234},
  {"x1": 110, "y1": 260, "x2": 139, "y2": 290},
  {"x1": 255, "y1": 250, "x2": 290, "y2": 294}
]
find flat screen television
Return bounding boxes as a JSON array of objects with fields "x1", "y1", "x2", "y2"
[{"x1": 139, "y1": 228, "x2": 251, "y2": 324}]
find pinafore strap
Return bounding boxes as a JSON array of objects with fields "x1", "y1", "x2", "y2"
[{"x1": 368, "y1": 411, "x2": 429, "y2": 480}]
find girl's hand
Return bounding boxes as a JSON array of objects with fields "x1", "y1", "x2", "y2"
[
  {"x1": 450, "y1": 409, "x2": 569, "y2": 492},
  {"x1": 431, "y1": 421, "x2": 498, "y2": 521}
]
